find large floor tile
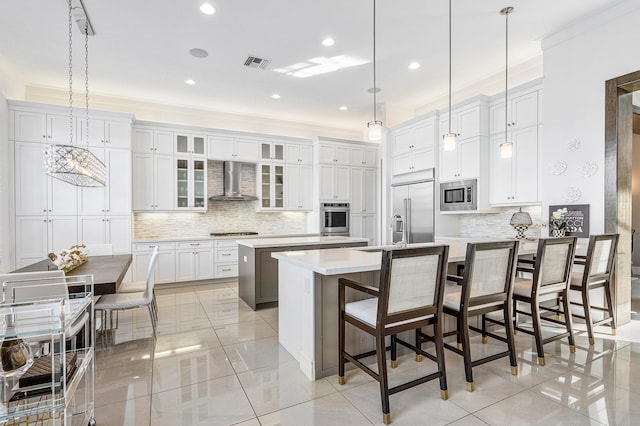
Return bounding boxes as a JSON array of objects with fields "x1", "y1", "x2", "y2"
[
  {"x1": 237, "y1": 361, "x2": 337, "y2": 416},
  {"x1": 150, "y1": 375, "x2": 255, "y2": 426},
  {"x1": 473, "y1": 389, "x2": 601, "y2": 425},
  {"x1": 532, "y1": 366, "x2": 640, "y2": 425},
  {"x1": 94, "y1": 395, "x2": 151, "y2": 426},
  {"x1": 156, "y1": 301, "x2": 214, "y2": 334},
  {"x1": 154, "y1": 327, "x2": 222, "y2": 352},
  {"x1": 95, "y1": 361, "x2": 153, "y2": 407},
  {"x1": 341, "y1": 378, "x2": 469, "y2": 426},
  {"x1": 156, "y1": 291, "x2": 200, "y2": 307},
  {"x1": 214, "y1": 318, "x2": 277, "y2": 345},
  {"x1": 223, "y1": 336, "x2": 295, "y2": 373},
  {"x1": 95, "y1": 337, "x2": 155, "y2": 369},
  {"x1": 205, "y1": 300, "x2": 260, "y2": 327},
  {"x1": 258, "y1": 392, "x2": 373, "y2": 426},
  {"x1": 152, "y1": 346, "x2": 235, "y2": 393},
  {"x1": 196, "y1": 287, "x2": 240, "y2": 306}
]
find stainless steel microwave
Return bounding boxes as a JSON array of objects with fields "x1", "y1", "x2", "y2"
[{"x1": 440, "y1": 179, "x2": 477, "y2": 211}]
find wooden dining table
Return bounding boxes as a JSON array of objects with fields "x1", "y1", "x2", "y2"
[{"x1": 11, "y1": 254, "x2": 132, "y2": 296}]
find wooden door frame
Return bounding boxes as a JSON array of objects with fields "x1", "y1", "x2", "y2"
[{"x1": 605, "y1": 69, "x2": 640, "y2": 325}]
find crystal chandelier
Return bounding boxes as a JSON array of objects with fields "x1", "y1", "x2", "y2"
[{"x1": 44, "y1": 0, "x2": 106, "y2": 187}]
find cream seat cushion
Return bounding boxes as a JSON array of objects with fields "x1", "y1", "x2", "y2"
[
  {"x1": 443, "y1": 285, "x2": 503, "y2": 312},
  {"x1": 345, "y1": 298, "x2": 431, "y2": 328},
  {"x1": 513, "y1": 277, "x2": 532, "y2": 297}
]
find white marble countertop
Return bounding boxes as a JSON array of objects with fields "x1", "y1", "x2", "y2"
[
  {"x1": 237, "y1": 236, "x2": 369, "y2": 249},
  {"x1": 132, "y1": 233, "x2": 320, "y2": 243},
  {"x1": 272, "y1": 239, "x2": 540, "y2": 275},
  {"x1": 272, "y1": 248, "x2": 382, "y2": 275}
]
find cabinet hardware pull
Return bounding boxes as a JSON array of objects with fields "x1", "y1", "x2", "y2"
[
  {"x1": 190, "y1": 243, "x2": 200, "y2": 246},
  {"x1": 222, "y1": 253, "x2": 231, "y2": 256},
  {"x1": 222, "y1": 268, "x2": 231, "y2": 272},
  {"x1": 149, "y1": 245, "x2": 156, "y2": 248},
  {"x1": 42, "y1": 135, "x2": 46, "y2": 138},
  {"x1": 43, "y1": 209, "x2": 47, "y2": 212}
]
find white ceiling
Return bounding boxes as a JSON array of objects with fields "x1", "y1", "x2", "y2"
[{"x1": 0, "y1": 0, "x2": 624, "y2": 134}]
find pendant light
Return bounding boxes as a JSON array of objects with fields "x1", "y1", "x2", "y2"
[
  {"x1": 499, "y1": 6, "x2": 514, "y2": 159},
  {"x1": 367, "y1": 0, "x2": 382, "y2": 141},
  {"x1": 442, "y1": 0, "x2": 456, "y2": 151},
  {"x1": 44, "y1": 0, "x2": 106, "y2": 187}
]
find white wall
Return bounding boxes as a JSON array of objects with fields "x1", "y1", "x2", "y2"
[
  {"x1": 0, "y1": 68, "x2": 10, "y2": 272},
  {"x1": 632, "y1": 133, "x2": 640, "y2": 268},
  {"x1": 541, "y1": 1, "x2": 640, "y2": 232}
]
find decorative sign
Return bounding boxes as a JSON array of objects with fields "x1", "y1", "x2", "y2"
[{"x1": 549, "y1": 204, "x2": 590, "y2": 238}]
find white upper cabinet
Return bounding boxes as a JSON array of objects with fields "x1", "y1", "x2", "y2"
[
  {"x1": 175, "y1": 133, "x2": 206, "y2": 157},
  {"x1": 285, "y1": 143, "x2": 313, "y2": 164},
  {"x1": 438, "y1": 102, "x2": 487, "y2": 141},
  {"x1": 350, "y1": 147, "x2": 377, "y2": 167},
  {"x1": 132, "y1": 128, "x2": 174, "y2": 155},
  {"x1": 490, "y1": 90, "x2": 539, "y2": 134},
  {"x1": 14, "y1": 141, "x2": 78, "y2": 216},
  {"x1": 319, "y1": 143, "x2": 350, "y2": 165},
  {"x1": 489, "y1": 126, "x2": 539, "y2": 205},
  {"x1": 319, "y1": 164, "x2": 350, "y2": 201},
  {"x1": 284, "y1": 164, "x2": 313, "y2": 211},
  {"x1": 439, "y1": 137, "x2": 481, "y2": 182},
  {"x1": 207, "y1": 136, "x2": 260, "y2": 162},
  {"x1": 390, "y1": 117, "x2": 437, "y2": 175},
  {"x1": 260, "y1": 141, "x2": 285, "y2": 161},
  {"x1": 13, "y1": 110, "x2": 69, "y2": 143},
  {"x1": 77, "y1": 118, "x2": 131, "y2": 149}
]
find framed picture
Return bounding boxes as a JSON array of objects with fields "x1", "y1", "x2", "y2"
[{"x1": 549, "y1": 204, "x2": 590, "y2": 238}]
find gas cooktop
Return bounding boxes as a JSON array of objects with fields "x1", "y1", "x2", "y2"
[{"x1": 210, "y1": 232, "x2": 259, "y2": 237}]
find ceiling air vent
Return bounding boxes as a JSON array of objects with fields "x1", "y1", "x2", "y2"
[{"x1": 244, "y1": 55, "x2": 272, "y2": 71}]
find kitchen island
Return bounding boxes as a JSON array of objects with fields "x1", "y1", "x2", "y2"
[
  {"x1": 237, "y1": 236, "x2": 369, "y2": 310},
  {"x1": 272, "y1": 240, "x2": 539, "y2": 380}
]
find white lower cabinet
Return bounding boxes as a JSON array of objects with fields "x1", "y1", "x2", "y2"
[
  {"x1": 15, "y1": 215, "x2": 78, "y2": 267},
  {"x1": 176, "y1": 241, "x2": 214, "y2": 281},
  {"x1": 215, "y1": 240, "x2": 239, "y2": 278},
  {"x1": 132, "y1": 242, "x2": 176, "y2": 284}
]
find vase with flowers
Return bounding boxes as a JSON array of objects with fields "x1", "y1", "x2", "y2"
[
  {"x1": 550, "y1": 207, "x2": 568, "y2": 237},
  {"x1": 48, "y1": 244, "x2": 88, "y2": 273}
]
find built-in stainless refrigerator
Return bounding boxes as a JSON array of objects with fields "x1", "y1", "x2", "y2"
[{"x1": 391, "y1": 179, "x2": 435, "y2": 244}]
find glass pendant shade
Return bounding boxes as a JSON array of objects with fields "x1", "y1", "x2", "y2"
[
  {"x1": 44, "y1": 144, "x2": 107, "y2": 187},
  {"x1": 500, "y1": 141, "x2": 513, "y2": 158},
  {"x1": 443, "y1": 133, "x2": 457, "y2": 151},
  {"x1": 368, "y1": 120, "x2": 382, "y2": 141}
]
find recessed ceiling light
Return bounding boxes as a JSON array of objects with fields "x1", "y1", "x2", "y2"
[
  {"x1": 189, "y1": 48, "x2": 209, "y2": 58},
  {"x1": 322, "y1": 38, "x2": 335, "y2": 47},
  {"x1": 339, "y1": 106, "x2": 348, "y2": 111},
  {"x1": 185, "y1": 79, "x2": 196, "y2": 85},
  {"x1": 408, "y1": 62, "x2": 420, "y2": 70},
  {"x1": 200, "y1": 3, "x2": 216, "y2": 15},
  {"x1": 271, "y1": 94, "x2": 281, "y2": 99}
]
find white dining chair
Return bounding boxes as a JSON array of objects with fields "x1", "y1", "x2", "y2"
[
  {"x1": 94, "y1": 246, "x2": 160, "y2": 338},
  {"x1": 117, "y1": 245, "x2": 160, "y2": 320}
]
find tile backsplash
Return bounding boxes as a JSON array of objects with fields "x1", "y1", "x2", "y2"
[
  {"x1": 457, "y1": 206, "x2": 543, "y2": 240},
  {"x1": 133, "y1": 161, "x2": 308, "y2": 239}
]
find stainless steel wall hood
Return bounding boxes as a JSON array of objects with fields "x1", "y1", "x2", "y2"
[{"x1": 209, "y1": 161, "x2": 258, "y2": 201}]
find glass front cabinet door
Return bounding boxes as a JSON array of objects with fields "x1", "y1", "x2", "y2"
[
  {"x1": 176, "y1": 158, "x2": 207, "y2": 211},
  {"x1": 259, "y1": 163, "x2": 284, "y2": 209}
]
